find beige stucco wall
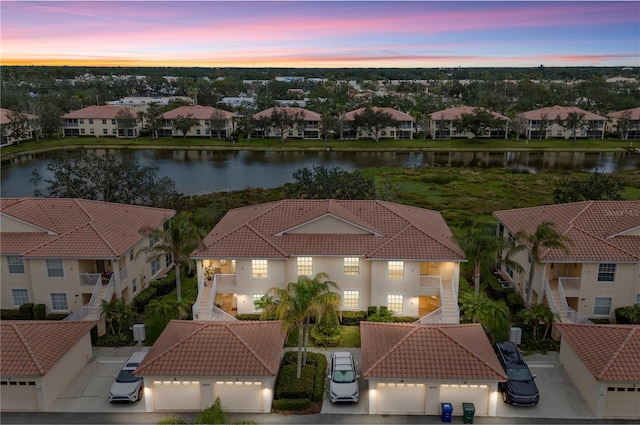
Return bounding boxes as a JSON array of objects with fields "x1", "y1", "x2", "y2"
[{"x1": 559, "y1": 339, "x2": 602, "y2": 418}]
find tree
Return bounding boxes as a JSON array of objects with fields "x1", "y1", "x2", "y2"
[
  {"x1": 351, "y1": 107, "x2": 399, "y2": 142},
  {"x1": 100, "y1": 298, "x2": 137, "y2": 338},
  {"x1": 173, "y1": 114, "x2": 200, "y2": 140},
  {"x1": 138, "y1": 213, "x2": 205, "y2": 305},
  {"x1": 145, "y1": 298, "x2": 179, "y2": 326},
  {"x1": 5, "y1": 109, "x2": 31, "y2": 144},
  {"x1": 459, "y1": 292, "x2": 491, "y2": 323},
  {"x1": 508, "y1": 113, "x2": 527, "y2": 142},
  {"x1": 517, "y1": 303, "x2": 556, "y2": 341},
  {"x1": 143, "y1": 102, "x2": 163, "y2": 139},
  {"x1": 269, "y1": 108, "x2": 305, "y2": 142},
  {"x1": 614, "y1": 110, "x2": 632, "y2": 140},
  {"x1": 285, "y1": 165, "x2": 377, "y2": 200},
  {"x1": 564, "y1": 111, "x2": 586, "y2": 141},
  {"x1": 319, "y1": 111, "x2": 339, "y2": 142},
  {"x1": 553, "y1": 169, "x2": 624, "y2": 204},
  {"x1": 116, "y1": 108, "x2": 137, "y2": 138},
  {"x1": 208, "y1": 109, "x2": 228, "y2": 140},
  {"x1": 452, "y1": 107, "x2": 501, "y2": 140},
  {"x1": 261, "y1": 273, "x2": 340, "y2": 379},
  {"x1": 31, "y1": 149, "x2": 180, "y2": 207},
  {"x1": 538, "y1": 113, "x2": 550, "y2": 140},
  {"x1": 516, "y1": 222, "x2": 570, "y2": 308},
  {"x1": 457, "y1": 222, "x2": 523, "y2": 294}
]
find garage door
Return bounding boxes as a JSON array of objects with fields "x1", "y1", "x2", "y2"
[
  {"x1": 440, "y1": 384, "x2": 490, "y2": 415},
  {"x1": 376, "y1": 382, "x2": 426, "y2": 414},
  {"x1": 604, "y1": 386, "x2": 640, "y2": 419},
  {"x1": 0, "y1": 381, "x2": 38, "y2": 411},
  {"x1": 214, "y1": 381, "x2": 263, "y2": 412},
  {"x1": 153, "y1": 381, "x2": 201, "y2": 411}
]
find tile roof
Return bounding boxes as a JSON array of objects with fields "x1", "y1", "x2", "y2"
[
  {"x1": 134, "y1": 320, "x2": 286, "y2": 377},
  {"x1": 252, "y1": 106, "x2": 321, "y2": 121},
  {"x1": 608, "y1": 106, "x2": 640, "y2": 120},
  {"x1": 493, "y1": 201, "x2": 640, "y2": 262},
  {"x1": 160, "y1": 105, "x2": 236, "y2": 120},
  {"x1": 360, "y1": 322, "x2": 507, "y2": 381},
  {"x1": 1, "y1": 108, "x2": 36, "y2": 124},
  {"x1": 344, "y1": 107, "x2": 414, "y2": 122},
  {"x1": 62, "y1": 105, "x2": 132, "y2": 119},
  {"x1": 192, "y1": 200, "x2": 465, "y2": 261},
  {"x1": 0, "y1": 321, "x2": 95, "y2": 376},
  {"x1": 1, "y1": 198, "x2": 175, "y2": 259},
  {"x1": 556, "y1": 324, "x2": 640, "y2": 381},
  {"x1": 519, "y1": 105, "x2": 606, "y2": 121},
  {"x1": 429, "y1": 106, "x2": 508, "y2": 121}
]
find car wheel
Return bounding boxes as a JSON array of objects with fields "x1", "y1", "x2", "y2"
[
  {"x1": 136, "y1": 388, "x2": 142, "y2": 402},
  {"x1": 502, "y1": 390, "x2": 509, "y2": 404}
]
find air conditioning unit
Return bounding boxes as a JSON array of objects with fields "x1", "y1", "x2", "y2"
[{"x1": 509, "y1": 327, "x2": 522, "y2": 345}]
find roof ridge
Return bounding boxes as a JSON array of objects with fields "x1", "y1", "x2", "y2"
[
  {"x1": 88, "y1": 221, "x2": 119, "y2": 257},
  {"x1": 226, "y1": 322, "x2": 277, "y2": 375},
  {"x1": 438, "y1": 325, "x2": 507, "y2": 379},
  {"x1": 11, "y1": 323, "x2": 46, "y2": 375},
  {"x1": 368, "y1": 223, "x2": 463, "y2": 259},
  {"x1": 596, "y1": 326, "x2": 638, "y2": 380},
  {"x1": 544, "y1": 226, "x2": 639, "y2": 261},
  {"x1": 362, "y1": 323, "x2": 417, "y2": 376},
  {"x1": 245, "y1": 222, "x2": 290, "y2": 257}
]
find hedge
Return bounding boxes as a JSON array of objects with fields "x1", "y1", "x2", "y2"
[
  {"x1": 272, "y1": 398, "x2": 311, "y2": 411},
  {"x1": 367, "y1": 306, "x2": 378, "y2": 317},
  {"x1": 615, "y1": 305, "x2": 640, "y2": 324},
  {"x1": 19, "y1": 303, "x2": 34, "y2": 320},
  {"x1": 46, "y1": 313, "x2": 67, "y2": 320},
  {"x1": 311, "y1": 352, "x2": 327, "y2": 403},
  {"x1": 33, "y1": 304, "x2": 46, "y2": 320},
  {"x1": 341, "y1": 310, "x2": 367, "y2": 326},
  {"x1": 235, "y1": 313, "x2": 263, "y2": 321},
  {"x1": 149, "y1": 269, "x2": 176, "y2": 297},
  {"x1": 276, "y1": 355, "x2": 315, "y2": 399},
  {"x1": 132, "y1": 287, "x2": 158, "y2": 313},
  {"x1": 1, "y1": 309, "x2": 21, "y2": 320}
]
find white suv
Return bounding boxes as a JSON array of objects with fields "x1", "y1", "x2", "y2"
[
  {"x1": 108, "y1": 351, "x2": 147, "y2": 403},
  {"x1": 328, "y1": 351, "x2": 359, "y2": 404}
]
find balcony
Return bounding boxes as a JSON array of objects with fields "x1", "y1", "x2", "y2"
[{"x1": 558, "y1": 277, "x2": 581, "y2": 295}]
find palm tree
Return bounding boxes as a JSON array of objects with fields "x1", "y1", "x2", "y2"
[
  {"x1": 516, "y1": 222, "x2": 569, "y2": 308},
  {"x1": 459, "y1": 292, "x2": 491, "y2": 323},
  {"x1": 261, "y1": 273, "x2": 341, "y2": 379},
  {"x1": 483, "y1": 299, "x2": 511, "y2": 341},
  {"x1": 138, "y1": 213, "x2": 205, "y2": 305},
  {"x1": 145, "y1": 298, "x2": 179, "y2": 326},
  {"x1": 517, "y1": 303, "x2": 556, "y2": 341}
]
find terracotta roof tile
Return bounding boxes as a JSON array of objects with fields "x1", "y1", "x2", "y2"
[
  {"x1": 134, "y1": 321, "x2": 286, "y2": 377},
  {"x1": 63, "y1": 105, "x2": 132, "y2": 119},
  {"x1": 556, "y1": 324, "x2": 640, "y2": 381},
  {"x1": 0, "y1": 321, "x2": 95, "y2": 376},
  {"x1": 361, "y1": 322, "x2": 506, "y2": 381},
  {"x1": 161, "y1": 105, "x2": 236, "y2": 120},
  {"x1": 192, "y1": 200, "x2": 465, "y2": 261},
  {"x1": 430, "y1": 106, "x2": 508, "y2": 121},
  {"x1": 519, "y1": 105, "x2": 606, "y2": 121},
  {"x1": 608, "y1": 107, "x2": 640, "y2": 120},
  {"x1": 1, "y1": 198, "x2": 175, "y2": 258},
  {"x1": 253, "y1": 106, "x2": 320, "y2": 121},
  {"x1": 1, "y1": 108, "x2": 36, "y2": 124},
  {"x1": 494, "y1": 201, "x2": 640, "y2": 262},
  {"x1": 344, "y1": 107, "x2": 414, "y2": 121}
]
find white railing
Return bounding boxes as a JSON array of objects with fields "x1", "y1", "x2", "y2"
[
  {"x1": 64, "y1": 274, "x2": 107, "y2": 322},
  {"x1": 192, "y1": 280, "x2": 204, "y2": 320},
  {"x1": 119, "y1": 266, "x2": 127, "y2": 282},
  {"x1": 216, "y1": 273, "x2": 236, "y2": 286},
  {"x1": 208, "y1": 276, "x2": 218, "y2": 312},
  {"x1": 420, "y1": 275, "x2": 441, "y2": 288},
  {"x1": 210, "y1": 304, "x2": 237, "y2": 321},
  {"x1": 415, "y1": 308, "x2": 443, "y2": 324},
  {"x1": 556, "y1": 278, "x2": 570, "y2": 317},
  {"x1": 556, "y1": 279, "x2": 593, "y2": 325},
  {"x1": 558, "y1": 277, "x2": 581, "y2": 291},
  {"x1": 63, "y1": 305, "x2": 94, "y2": 322},
  {"x1": 80, "y1": 273, "x2": 101, "y2": 286},
  {"x1": 544, "y1": 279, "x2": 561, "y2": 317}
]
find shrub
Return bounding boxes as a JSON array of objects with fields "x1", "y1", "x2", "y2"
[
  {"x1": 236, "y1": 313, "x2": 262, "y2": 321},
  {"x1": 312, "y1": 352, "x2": 327, "y2": 403},
  {"x1": 149, "y1": 269, "x2": 176, "y2": 296},
  {"x1": 19, "y1": 303, "x2": 34, "y2": 320},
  {"x1": 392, "y1": 316, "x2": 417, "y2": 323},
  {"x1": 272, "y1": 398, "x2": 311, "y2": 411},
  {"x1": 33, "y1": 304, "x2": 46, "y2": 320},
  {"x1": 46, "y1": 313, "x2": 67, "y2": 320},
  {"x1": 157, "y1": 415, "x2": 187, "y2": 425},
  {"x1": 367, "y1": 306, "x2": 394, "y2": 322},
  {"x1": 194, "y1": 397, "x2": 228, "y2": 424},
  {"x1": 615, "y1": 305, "x2": 640, "y2": 324},
  {"x1": 341, "y1": 310, "x2": 367, "y2": 326},
  {"x1": 367, "y1": 306, "x2": 378, "y2": 317},
  {"x1": 311, "y1": 315, "x2": 341, "y2": 347},
  {"x1": 505, "y1": 292, "x2": 525, "y2": 314},
  {"x1": 133, "y1": 287, "x2": 158, "y2": 313},
  {"x1": 1, "y1": 309, "x2": 21, "y2": 320}
]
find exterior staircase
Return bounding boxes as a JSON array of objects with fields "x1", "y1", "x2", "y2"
[
  {"x1": 440, "y1": 281, "x2": 460, "y2": 323},
  {"x1": 546, "y1": 280, "x2": 568, "y2": 320},
  {"x1": 193, "y1": 277, "x2": 238, "y2": 321}
]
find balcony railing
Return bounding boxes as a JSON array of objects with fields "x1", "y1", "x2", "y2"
[
  {"x1": 557, "y1": 278, "x2": 593, "y2": 325},
  {"x1": 119, "y1": 266, "x2": 127, "y2": 282},
  {"x1": 415, "y1": 308, "x2": 442, "y2": 324},
  {"x1": 80, "y1": 273, "x2": 101, "y2": 286},
  {"x1": 558, "y1": 277, "x2": 580, "y2": 291},
  {"x1": 216, "y1": 273, "x2": 236, "y2": 286},
  {"x1": 420, "y1": 275, "x2": 441, "y2": 288}
]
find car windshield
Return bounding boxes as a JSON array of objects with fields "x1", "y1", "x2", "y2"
[
  {"x1": 332, "y1": 370, "x2": 356, "y2": 383},
  {"x1": 115, "y1": 369, "x2": 140, "y2": 383},
  {"x1": 506, "y1": 367, "x2": 533, "y2": 381}
]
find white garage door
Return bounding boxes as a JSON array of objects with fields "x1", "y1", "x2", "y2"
[
  {"x1": 604, "y1": 386, "x2": 640, "y2": 419},
  {"x1": 376, "y1": 382, "x2": 426, "y2": 414},
  {"x1": 0, "y1": 381, "x2": 38, "y2": 411},
  {"x1": 153, "y1": 381, "x2": 201, "y2": 411},
  {"x1": 214, "y1": 381, "x2": 263, "y2": 412},
  {"x1": 440, "y1": 384, "x2": 490, "y2": 416}
]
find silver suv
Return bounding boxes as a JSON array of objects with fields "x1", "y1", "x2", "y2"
[
  {"x1": 328, "y1": 351, "x2": 359, "y2": 404},
  {"x1": 108, "y1": 351, "x2": 147, "y2": 403}
]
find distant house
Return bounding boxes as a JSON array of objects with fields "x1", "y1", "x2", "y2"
[
  {"x1": 1, "y1": 108, "x2": 36, "y2": 146},
  {"x1": 62, "y1": 105, "x2": 142, "y2": 138},
  {"x1": 607, "y1": 106, "x2": 640, "y2": 140},
  {"x1": 134, "y1": 320, "x2": 286, "y2": 413},
  {"x1": 519, "y1": 105, "x2": 606, "y2": 140},
  {"x1": 493, "y1": 201, "x2": 640, "y2": 323},
  {"x1": 106, "y1": 96, "x2": 192, "y2": 112},
  {"x1": 0, "y1": 198, "x2": 175, "y2": 327},
  {"x1": 429, "y1": 106, "x2": 509, "y2": 139},
  {"x1": 191, "y1": 199, "x2": 465, "y2": 324},
  {"x1": 556, "y1": 324, "x2": 640, "y2": 419},
  {"x1": 158, "y1": 105, "x2": 237, "y2": 139},
  {"x1": 361, "y1": 322, "x2": 507, "y2": 416},
  {"x1": 0, "y1": 320, "x2": 95, "y2": 412},
  {"x1": 252, "y1": 106, "x2": 321, "y2": 140},
  {"x1": 343, "y1": 107, "x2": 415, "y2": 140}
]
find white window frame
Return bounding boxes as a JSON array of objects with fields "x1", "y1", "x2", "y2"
[
  {"x1": 597, "y1": 263, "x2": 616, "y2": 283},
  {"x1": 165, "y1": 253, "x2": 173, "y2": 268},
  {"x1": 343, "y1": 290, "x2": 360, "y2": 309},
  {"x1": 148, "y1": 234, "x2": 158, "y2": 247},
  {"x1": 132, "y1": 278, "x2": 138, "y2": 294},
  {"x1": 387, "y1": 294, "x2": 404, "y2": 313},
  {"x1": 7, "y1": 256, "x2": 25, "y2": 274},
  {"x1": 151, "y1": 257, "x2": 160, "y2": 275},
  {"x1": 388, "y1": 261, "x2": 404, "y2": 280},
  {"x1": 129, "y1": 250, "x2": 134, "y2": 262},
  {"x1": 343, "y1": 257, "x2": 360, "y2": 276},
  {"x1": 252, "y1": 293, "x2": 265, "y2": 312},
  {"x1": 252, "y1": 260, "x2": 268, "y2": 279},
  {"x1": 593, "y1": 297, "x2": 613, "y2": 316},
  {"x1": 12, "y1": 289, "x2": 29, "y2": 306},
  {"x1": 297, "y1": 257, "x2": 313, "y2": 276},
  {"x1": 46, "y1": 259, "x2": 64, "y2": 278},
  {"x1": 50, "y1": 293, "x2": 68, "y2": 311},
  {"x1": 636, "y1": 293, "x2": 640, "y2": 306}
]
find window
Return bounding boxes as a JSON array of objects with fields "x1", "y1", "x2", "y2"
[
  {"x1": 90, "y1": 129, "x2": 95, "y2": 134},
  {"x1": 12, "y1": 289, "x2": 29, "y2": 306},
  {"x1": 297, "y1": 257, "x2": 312, "y2": 276},
  {"x1": 50, "y1": 293, "x2": 68, "y2": 311},
  {"x1": 80, "y1": 128, "x2": 85, "y2": 134},
  {"x1": 388, "y1": 261, "x2": 404, "y2": 279},
  {"x1": 79, "y1": 119, "x2": 84, "y2": 124},
  {"x1": 148, "y1": 234, "x2": 158, "y2": 247},
  {"x1": 46, "y1": 259, "x2": 64, "y2": 278},
  {"x1": 102, "y1": 119, "x2": 107, "y2": 124},
  {"x1": 343, "y1": 290, "x2": 360, "y2": 309},
  {"x1": 132, "y1": 278, "x2": 137, "y2": 294},
  {"x1": 636, "y1": 294, "x2": 640, "y2": 306},
  {"x1": 498, "y1": 223, "x2": 504, "y2": 237},
  {"x1": 252, "y1": 260, "x2": 268, "y2": 278},
  {"x1": 151, "y1": 258, "x2": 160, "y2": 275},
  {"x1": 343, "y1": 257, "x2": 359, "y2": 276},
  {"x1": 252, "y1": 293, "x2": 265, "y2": 311},
  {"x1": 593, "y1": 297, "x2": 612, "y2": 316},
  {"x1": 111, "y1": 119, "x2": 116, "y2": 125},
  {"x1": 387, "y1": 294, "x2": 404, "y2": 313},
  {"x1": 165, "y1": 253, "x2": 173, "y2": 268},
  {"x1": 7, "y1": 256, "x2": 25, "y2": 274},
  {"x1": 129, "y1": 250, "x2": 134, "y2": 262},
  {"x1": 102, "y1": 128, "x2": 108, "y2": 135},
  {"x1": 597, "y1": 264, "x2": 616, "y2": 282},
  {"x1": 112, "y1": 129, "x2": 117, "y2": 135},
  {"x1": 89, "y1": 119, "x2": 93, "y2": 124}
]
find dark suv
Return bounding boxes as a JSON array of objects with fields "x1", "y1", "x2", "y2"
[{"x1": 495, "y1": 341, "x2": 539, "y2": 406}]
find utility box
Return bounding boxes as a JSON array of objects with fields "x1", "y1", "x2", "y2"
[
  {"x1": 509, "y1": 327, "x2": 522, "y2": 345},
  {"x1": 132, "y1": 323, "x2": 146, "y2": 344}
]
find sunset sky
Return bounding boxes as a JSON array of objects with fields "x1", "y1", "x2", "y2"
[{"x1": 1, "y1": 1, "x2": 639, "y2": 68}]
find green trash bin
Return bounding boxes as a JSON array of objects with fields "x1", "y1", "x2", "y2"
[{"x1": 462, "y1": 402, "x2": 475, "y2": 424}]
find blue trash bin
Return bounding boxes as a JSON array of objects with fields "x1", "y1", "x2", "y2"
[{"x1": 441, "y1": 402, "x2": 453, "y2": 423}]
